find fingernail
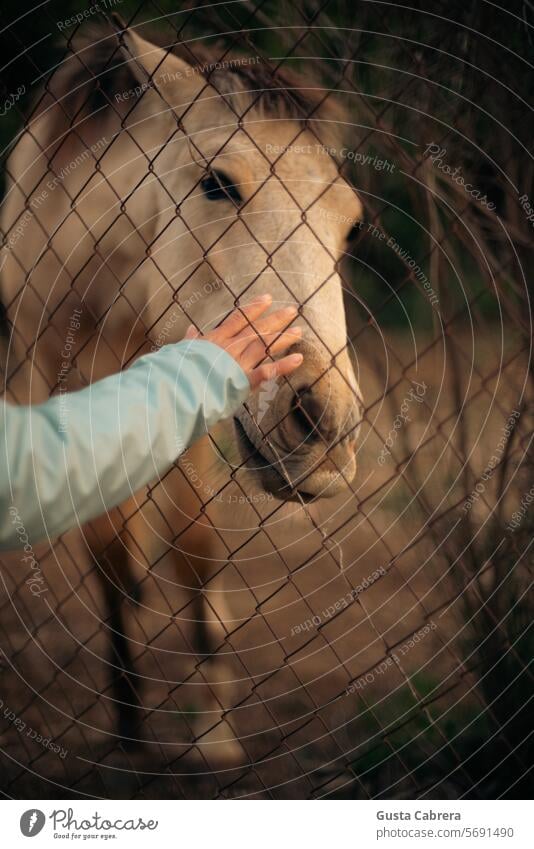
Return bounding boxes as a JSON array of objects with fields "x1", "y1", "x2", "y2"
[
  {"x1": 257, "y1": 293, "x2": 272, "y2": 302},
  {"x1": 290, "y1": 353, "x2": 303, "y2": 364}
]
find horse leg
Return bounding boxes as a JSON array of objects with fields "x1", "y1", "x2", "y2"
[
  {"x1": 85, "y1": 502, "x2": 144, "y2": 746},
  {"x1": 177, "y1": 516, "x2": 245, "y2": 766}
]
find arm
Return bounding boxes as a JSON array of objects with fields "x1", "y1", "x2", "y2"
[
  {"x1": 0, "y1": 296, "x2": 303, "y2": 551},
  {"x1": 0, "y1": 339, "x2": 249, "y2": 550}
]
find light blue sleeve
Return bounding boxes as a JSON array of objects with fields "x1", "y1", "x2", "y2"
[{"x1": 0, "y1": 339, "x2": 250, "y2": 550}]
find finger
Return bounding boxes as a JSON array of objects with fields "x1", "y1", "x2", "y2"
[
  {"x1": 211, "y1": 294, "x2": 272, "y2": 342},
  {"x1": 248, "y1": 353, "x2": 303, "y2": 390},
  {"x1": 226, "y1": 306, "x2": 299, "y2": 356},
  {"x1": 240, "y1": 327, "x2": 302, "y2": 370},
  {"x1": 264, "y1": 325, "x2": 302, "y2": 355},
  {"x1": 233, "y1": 305, "x2": 298, "y2": 344},
  {"x1": 248, "y1": 304, "x2": 298, "y2": 335},
  {"x1": 185, "y1": 324, "x2": 201, "y2": 339}
]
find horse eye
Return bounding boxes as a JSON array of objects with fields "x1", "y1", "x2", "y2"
[
  {"x1": 201, "y1": 171, "x2": 242, "y2": 204},
  {"x1": 346, "y1": 223, "x2": 363, "y2": 244}
]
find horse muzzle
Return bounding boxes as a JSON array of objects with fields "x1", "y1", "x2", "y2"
[{"x1": 235, "y1": 344, "x2": 363, "y2": 500}]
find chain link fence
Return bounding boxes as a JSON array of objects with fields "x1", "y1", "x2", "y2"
[{"x1": 0, "y1": 0, "x2": 532, "y2": 799}]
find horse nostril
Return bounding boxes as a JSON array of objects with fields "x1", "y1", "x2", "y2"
[{"x1": 292, "y1": 388, "x2": 330, "y2": 442}]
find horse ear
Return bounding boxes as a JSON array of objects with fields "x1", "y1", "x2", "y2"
[{"x1": 111, "y1": 14, "x2": 197, "y2": 90}]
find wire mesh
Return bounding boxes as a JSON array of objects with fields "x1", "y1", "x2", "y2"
[{"x1": 0, "y1": 0, "x2": 532, "y2": 799}]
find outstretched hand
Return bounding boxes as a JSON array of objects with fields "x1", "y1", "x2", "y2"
[{"x1": 185, "y1": 294, "x2": 303, "y2": 389}]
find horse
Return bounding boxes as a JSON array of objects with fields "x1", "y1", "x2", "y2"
[{"x1": 0, "y1": 20, "x2": 363, "y2": 763}]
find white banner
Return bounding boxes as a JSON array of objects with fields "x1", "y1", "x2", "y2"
[{"x1": 2, "y1": 799, "x2": 530, "y2": 848}]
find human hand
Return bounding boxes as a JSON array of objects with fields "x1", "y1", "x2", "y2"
[{"x1": 184, "y1": 294, "x2": 303, "y2": 389}]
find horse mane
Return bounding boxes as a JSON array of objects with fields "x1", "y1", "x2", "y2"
[{"x1": 38, "y1": 23, "x2": 347, "y2": 150}]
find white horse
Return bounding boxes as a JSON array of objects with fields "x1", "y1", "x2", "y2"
[{"x1": 0, "y1": 21, "x2": 363, "y2": 761}]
